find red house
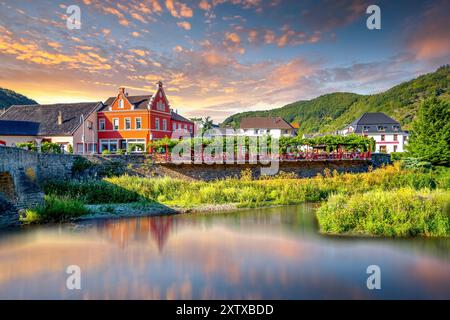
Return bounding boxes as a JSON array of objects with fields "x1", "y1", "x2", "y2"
[{"x1": 97, "y1": 82, "x2": 193, "y2": 153}]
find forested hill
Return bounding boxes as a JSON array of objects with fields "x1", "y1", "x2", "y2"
[
  {"x1": 0, "y1": 88, "x2": 37, "y2": 111},
  {"x1": 222, "y1": 65, "x2": 450, "y2": 134}
]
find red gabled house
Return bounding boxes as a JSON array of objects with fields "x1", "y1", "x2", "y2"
[{"x1": 97, "y1": 82, "x2": 194, "y2": 153}]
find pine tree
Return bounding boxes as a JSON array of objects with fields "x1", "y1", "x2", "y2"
[{"x1": 407, "y1": 98, "x2": 450, "y2": 165}]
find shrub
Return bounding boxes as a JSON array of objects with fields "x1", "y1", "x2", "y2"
[
  {"x1": 102, "y1": 149, "x2": 111, "y2": 155},
  {"x1": 21, "y1": 195, "x2": 90, "y2": 223}
]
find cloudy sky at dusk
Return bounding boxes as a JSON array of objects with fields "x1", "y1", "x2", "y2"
[{"x1": 0, "y1": 0, "x2": 449, "y2": 122}]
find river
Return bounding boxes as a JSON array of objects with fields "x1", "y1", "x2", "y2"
[{"x1": 0, "y1": 204, "x2": 449, "y2": 299}]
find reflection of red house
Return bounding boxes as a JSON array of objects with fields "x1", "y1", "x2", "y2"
[{"x1": 97, "y1": 82, "x2": 193, "y2": 153}]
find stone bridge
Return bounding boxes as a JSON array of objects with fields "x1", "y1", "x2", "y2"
[{"x1": 0, "y1": 147, "x2": 75, "y2": 228}]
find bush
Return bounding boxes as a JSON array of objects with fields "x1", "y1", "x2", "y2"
[
  {"x1": 21, "y1": 195, "x2": 89, "y2": 223},
  {"x1": 317, "y1": 188, "x2": 450, "y2": 237},
  {"x1": 117, "y1": 149, "x2": 126, "y2": 155},
  {"x1": 102, "y1": 149, "x2": 111, "y2": 155}
]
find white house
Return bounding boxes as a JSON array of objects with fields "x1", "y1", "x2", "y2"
[
  {"x1": 238, "y1": 117, "x2": 296, "y2": 138},
  {"x1": 340, "y1": 112, "x2": 408, "y2": 153}
]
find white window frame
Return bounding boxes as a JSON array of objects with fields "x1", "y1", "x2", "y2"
[
  {"x1": 99, "y1": 119, "x2": 105, "y2": 131},
  {"x1": 173, "y1": 123, "x2": 177, "y2": 131},
  {"x1": 125, "y1": 118, "x2": 131, "y2": 130},
  {"x1": 155, "y1": 118, "x2": 160, "y2": 130},
  {"x1": 162, "y1": 119, "x2": 167, "y2": 131},
  {"x1": 135, "y1": 117, "x2": 142, "y2": 130},
  {"x1": 119, "y1": 99, "x2": 124, "y2": 109},
  {"x1": 113, "y1": 118, "x2": 119, "y2": 130}
]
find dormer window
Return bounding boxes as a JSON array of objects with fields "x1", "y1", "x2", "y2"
[
  {"x1": 363, "y1": 126, "x2": 369, "y2": 131},
  {"x1": 377, "y1": 126, "x2": 385, "y2": 131},
  {"x1": 119, "y1": 99, "x2": 124, "y2": 109},
  {"x1": 393, "y1": 125, "x2": 399, "y2": 131}
]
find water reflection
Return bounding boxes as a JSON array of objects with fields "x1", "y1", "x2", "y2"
[{"x1": 0, "y1": 204, "x2": 449, "y2": 299}]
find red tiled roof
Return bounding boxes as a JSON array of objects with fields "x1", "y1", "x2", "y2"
[{"x1": 240, "y1": 117, "x2": 294, "y2": 129}]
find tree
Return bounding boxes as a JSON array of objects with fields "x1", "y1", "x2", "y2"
[
  {"x1": 407, "y1": 98, "x2": 450, "y2": 166},
  {"x1": 202, "y1": 116, "x2": 214, "y2": 133}
]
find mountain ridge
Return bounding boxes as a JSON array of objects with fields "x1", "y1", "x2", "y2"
[
  {"x1": 0, "y1": 88, "x2": 37, "y2": 111},
  {"x1": 222, "y1": 65, "x2": 450, "y2": 134}
]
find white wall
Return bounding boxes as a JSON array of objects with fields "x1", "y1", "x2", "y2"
[
  {"x1": 370, "y1": 133, "x2": 408, "y2": 153},
  {"x1": 0, "y1": 135, "x2": 38, "y2": 146},
  {"x1": 239, "y1": 128, "x2": 295, "y2": 138}
]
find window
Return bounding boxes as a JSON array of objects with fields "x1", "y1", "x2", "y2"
[
  {"x1": 76, "y1": 143, "x2": 84, "y2": 154},
  {"x1": 163, "y1": 119, "x2": 167, "y2": 131},
  {"x1": 178, "y1": 123, "x2": 181, "y2": 130},
  {"x1": 100, "y1": 140, "x2": 118, "y2": 153},
  {"x1": 157, "y1": 101, "x2": 165, "y2": 111},
  {"x1": 189, "y1": 125, "x2": 193, "y2": 133},
  {"x1": 155, "y1": 118, "x2": 160, "y2": 130},
  {"x1": 393, "y1": 145, "x2": 398, "y2": 152},
  {"x1": 113, "y1": 118, "x2": 119, "y2": 130},
  {"x1": 393, "y1": 125, "x2": 399, "y2": 132},
  {"x1": 363, "y1": 126, "x2": 369, "y2": 131},
  {"x1": 381, "y1": 134, "x2": 385, "y2": 141},
  {"x1": 378, "y1": 126, "x2": 385, "y2": 131},
  {"x1": 119, "y1": 99, "x2": 124, "y2": 109},
  {"x1": 125, "y1": 118, "x2": 131, "y2": 130},
  {"x1": 379, "y1": 145, "x2": 387, "y2": 153},
  {"x1": 184, "y1": 124, "x2": 187, "y2": 131},
  {"x1": 99, "y1": 119, "x2": 105, "y2": 130},
  {"x1": 135, "y1": 117, "x2": 142, "y2": 129},
  {"x1": 393, "y1": 134, "x2": 398, "y2": 141},
  {"x1": 173, "y1": 123, "x2": 177, "y2": 131}
]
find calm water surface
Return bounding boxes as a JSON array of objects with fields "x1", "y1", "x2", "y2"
[{"x1": 0, "y1": 204, "x2": 449, "y2": 299}]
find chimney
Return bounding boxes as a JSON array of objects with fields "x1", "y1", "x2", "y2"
[
  {"x1": 57, "y1": 111, "x2": 63, "y2": 125},
  {"x1": 119, "y1": 87, "x2": 126, "y2": 95}
]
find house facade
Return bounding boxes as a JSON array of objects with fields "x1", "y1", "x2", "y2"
[
  {"x1": 0, "y1": 82, "x2": 193, "y2": 154},
  {"x1": 239, "y1": 117, "x2": 296, "y2": 138},
  {"x1": 97, "y1": 82, "x2": 193, "y2": 153},
  {"x1": 0, "y1": 102, "x2": 101, "y2": 153},
  {"x1": 340, "y1": 112, "x2": 408, "y2": 153}
]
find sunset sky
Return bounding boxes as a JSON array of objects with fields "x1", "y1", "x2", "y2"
[{"x1": 0, "y1": 0, "x2": 449, "y2": 122}]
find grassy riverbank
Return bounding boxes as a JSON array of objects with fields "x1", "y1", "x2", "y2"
[
  {"x1": 317, "y1": 188, "x2": 450, "y2": 237},
  {"x1": 24, "y1": 164, "x2": 450, "y2": 236}
]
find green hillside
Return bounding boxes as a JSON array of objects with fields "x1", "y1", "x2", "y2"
[
  {"x1": 222, "y1": 65, "x2": 450, "y2": 134},
  {"x1": 0, "y1": 88, "x2": 37, "y2": 111}
]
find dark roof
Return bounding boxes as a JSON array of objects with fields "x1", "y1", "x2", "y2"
[
  {"x1": 348, "y1": 112, "x2": 403, "y2": 134},
  {"x1": 100, "y1": 95, "x2": 151, "y2": 111},
  {"x1": 0, "y1": 102, "x2": 102, "y2": 136},
  {"x1": 350, "y1": 112, "x2": 399, "y2": 126},
  {"x1": 240, "y1": 117, "x2": 294, "y2": 129},
  {"x1": 171, "y1": 111, "x2": 192, "y2": 123},
  {"x1": 0, "y1": 120, "x2": 40, "y2": 135}
]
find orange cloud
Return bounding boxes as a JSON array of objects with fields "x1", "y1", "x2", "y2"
[
  {"x1": 199, "y1": 0, "x2": 212, "y2": 11},
  {"x1": 177, "y1": 21, "x2": 191, "y2": 30},
  {"x1": 165, "y1": 0, "x2": 193, "y2": 18}
]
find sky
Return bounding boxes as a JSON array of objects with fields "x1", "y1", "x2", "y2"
[{"x1": 0, "y1": 0, "x2": 449, "y2": 122}]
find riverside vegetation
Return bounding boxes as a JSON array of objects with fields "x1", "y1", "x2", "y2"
[{"x1": 25, "y1": 162, "x2": 450, "y2": 237}]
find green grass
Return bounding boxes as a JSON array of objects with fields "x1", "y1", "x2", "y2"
[
  {"x1": 317, "y1": 188, "x2": 450, "y2": 237},
  {"x1": 21, "y1": 195, "x2": 90, "y2": 224}
]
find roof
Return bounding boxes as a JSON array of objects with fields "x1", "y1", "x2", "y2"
[
  {"x1": 171, "y1": 111, "x2": 193, "y2": 123},
  {"x1": 0, "y1": 102, "x2": 102, "y2": 136},
  {"x1": 347, "y1": 112, "x2": 403, "y2": 134},
  {"x1": 99, "y1": 95, "x2": 151, "y2": 111},
  {"x1": 240, "y1": 117, "x2": 294, "y2": 130},
  {"x1": 0, "y1": 120, "x2": 40, "y2": 135},
  {"x1": 350, "y1": 112, "x2": 399, "y2": 126}
]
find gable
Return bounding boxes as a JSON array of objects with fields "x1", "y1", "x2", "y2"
[{"x1": 151, "y1": 85, "x2": 170, "y2": 114}]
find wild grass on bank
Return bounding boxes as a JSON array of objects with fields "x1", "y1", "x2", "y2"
[
  {"x1": 43, "y1": 163, "x2": 448, "y2": 208},
  {"x1": 316, "y1": 188, "x2": 450, "y2": 237},
  {"x1": 21, "y1": 195, "x2": 90, "y2": 224}
]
